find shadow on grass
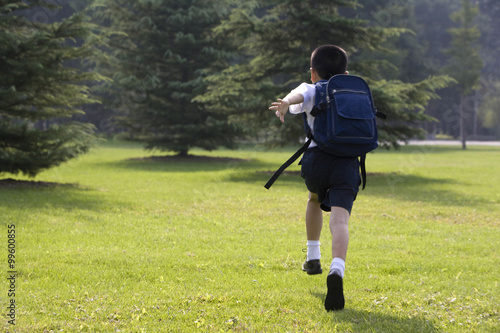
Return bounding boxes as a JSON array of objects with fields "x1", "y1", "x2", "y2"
[
  {"x1": 229, "y1": 167, "x2": 476, "y2": 207},
  {"x1": 95, "y1": 146, "x2": 494, "y2": 209},
  {"x1": 366, "y1": 173, "x2": 488, "y2": 208},
  {"x1": 229, "y1": 169, "x2": 306, "y2": 191},
  {"x1": 231, "y1": 167, "x2": 487, "y2": 208},
  {"x1": 0, "y1": 178, "x2": 80, "y2": 189},
  {"x1": 310, "y1": 291, "x2": 437, "y2": 332},
  {"x1": 367, "y1": 172, "x2": 455, "y2": 189},
  {"x1": 103, "y1": 154, "x2": 275, "y2": 173},
  {"x1": 0, "y1": 181, "x2": 112, "y2": 212}
]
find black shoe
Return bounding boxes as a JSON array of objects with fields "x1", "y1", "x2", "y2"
[
  {"x1": 302, "y1": 259, "x2": 322, "y2": 275},
  {"x1": 325, "y1": 270, "x2": 345, "y2": 311}
]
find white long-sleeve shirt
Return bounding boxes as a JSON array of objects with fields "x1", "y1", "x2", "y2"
[{"x1": 288, "y1": 82, "x2": 318, "y2": 147}]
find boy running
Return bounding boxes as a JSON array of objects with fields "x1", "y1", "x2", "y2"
[{"x1": 269, "y1": 45, "x2": 360, "y2": 311}]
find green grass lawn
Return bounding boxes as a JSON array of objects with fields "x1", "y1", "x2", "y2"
[{"x1": 1, "y1": 142, "x2": 499, "y2": 332}]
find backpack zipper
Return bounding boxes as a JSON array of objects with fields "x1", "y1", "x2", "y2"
[{"x1": 327, "y1": 89, "x2": 367, "y2": 103}]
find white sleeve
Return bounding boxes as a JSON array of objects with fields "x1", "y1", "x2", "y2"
[{"x1": 288, "y1": 83, "x2": 316, "y2": 114}]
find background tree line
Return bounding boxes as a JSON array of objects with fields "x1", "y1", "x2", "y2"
[{"x1": 1, "y1": 0, "x2": 498, "y2": 176}]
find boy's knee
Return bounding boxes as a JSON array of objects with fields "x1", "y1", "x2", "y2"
[
  {"x1": 308, "y1": 192, "x2": 319, "y2": 202},
  {"x1": 330, "y1": 207, "x2": 350, "y2": 225}
]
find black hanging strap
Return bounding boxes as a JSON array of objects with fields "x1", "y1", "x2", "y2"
[
  {"x1": 360, "y1": 155, "x2": 367, "y2": 190},
  {"x1": 375, "y1": 110, "x2": 387, "y2": 119},
  {"x1": 264, "y1": 136, "x2": 312, "y2": 190}
]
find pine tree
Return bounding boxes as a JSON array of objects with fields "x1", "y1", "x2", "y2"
[
  {"x1": 478, "y1": 0, "x2": 500, "y2": 76},
  {"x1": 93, "y1": 0, "x2": 239, "y2": 156},
  {"x1": 0, "y1": 0, "x2": 104, "y2": 177},
  {"x1": 445, "y1": 0, "x2": 483, "y2": 149},
  {"x1": 197, "y1": 0, "x2": 453, "y2": 148},
  {"x1": 477, "y1": 0, "x2": 500, "y2": 138}
]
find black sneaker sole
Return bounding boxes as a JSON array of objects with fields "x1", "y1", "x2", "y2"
[
  {"x1": 303, "y1": 268, "x2": 322, "y2": 275},
  {"x1": 325, "y1": 273, "x2": 345, "y2": 311},
  {"x1": 302, "y1": 261, "x2": 322, "y2": 275}
]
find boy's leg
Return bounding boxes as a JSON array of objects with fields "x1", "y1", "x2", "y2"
[
  {"x1": 302, "y1": 192, "x2": 323, "y2": 274},
  {"x1": 306, "y1": 192, "x2": 323, "y2": 241},
  {"x1": 329, "y1": 206, "x2": 349, "y2": 261},
  {"x1": 325, "y1": 206, "x2": 350, "y2": 311}
]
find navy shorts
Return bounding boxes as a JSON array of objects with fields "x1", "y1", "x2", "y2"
[{"x1": 300, "y1": 147, "x2": 360, "y2": 213}]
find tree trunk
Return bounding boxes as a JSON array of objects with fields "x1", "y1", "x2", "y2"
[
  {"x1": 460, "y1": 95, "x2": 467, "y2": 150},
  {"x1": 177, "y1": 149, "x2": 189, "y2": 157}
]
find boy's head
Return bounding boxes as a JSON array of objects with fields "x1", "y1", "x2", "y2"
[{"x1": 310, "y1": 45, "x2": 348, "y2": 81}]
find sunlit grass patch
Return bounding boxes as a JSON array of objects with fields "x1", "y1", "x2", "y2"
[{"x1": 1, "y1": 142, "x2": 498, "y2": 332}]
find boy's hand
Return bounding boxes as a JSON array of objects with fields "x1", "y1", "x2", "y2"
[{"x1": 269, "y1": 98, "x2": 290, "y2": 123}]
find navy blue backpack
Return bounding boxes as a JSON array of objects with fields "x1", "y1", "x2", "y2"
[{"x1": 265, "y1": 74, "x2": 385, "y2": 190}]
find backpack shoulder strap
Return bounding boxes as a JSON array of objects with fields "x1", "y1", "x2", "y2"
[
  {"x1": 302, "y1": 112, "x2": 311, "y2": 136},
  {"x1": 264, "y1": 135, "x2": 312, "y2": 189},
  {"x1": 310, "y1": 80, "x2": 328, "y2": 117}
]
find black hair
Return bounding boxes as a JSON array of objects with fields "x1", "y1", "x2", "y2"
[{"x1": 310, "y1": 45, "x2": 348, "y2": 80}]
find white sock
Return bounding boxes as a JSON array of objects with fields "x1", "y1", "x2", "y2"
[
  {"x1": 329, "y1": 257, "x2": 345, "y2": 278},
  {"x1": 306, "y1": 240, "x2": 321, "y2": 261}
]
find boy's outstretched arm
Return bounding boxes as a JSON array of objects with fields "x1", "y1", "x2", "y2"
[{"x1": 269, "y1": 92, "x2": 304, "y2": 123}]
